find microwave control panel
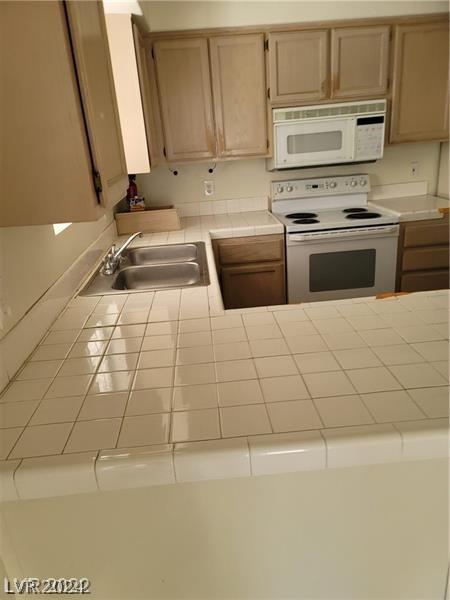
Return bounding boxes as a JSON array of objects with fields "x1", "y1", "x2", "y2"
[{"x1": 355, "y1": 115, "x2": 385, "y2": 159}]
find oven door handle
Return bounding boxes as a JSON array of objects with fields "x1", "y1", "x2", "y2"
[{"x1": 288, "y1": 225, "x2": 399, "y2": 243}]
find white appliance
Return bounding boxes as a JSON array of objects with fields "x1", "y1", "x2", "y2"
[
  {"x1": 268, "y1": 99, "x2": 386, "y2": 170},
  {"x1": 271, "y1": 174, "x2": 400, "y2": 303}
]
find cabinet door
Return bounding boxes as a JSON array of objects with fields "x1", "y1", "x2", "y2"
[
  {"x1": 105, "y1": 14, "x2": 150, "y2": 174},
  {"x1": 331, "y1": 26, "x2": 390, "y2": 99},
  {"x1": 221, "y1": 262, "x2": 286, "y2": 309},
  {"x1": 390, "y1": 21, "x2": 449, "y2": 143},
  {"x1": 0, "y1": 1, "x2": 100, "y2": 227},
  {"x1": 268, "y1": 31, "x2": 329, "y2": 105},
  {"x1": 132, "y1": 22, "x2": 165, "y2": 167},
  {"x1": 66, "y1": 1, "x2": 128, "y2": 208},
  {"x1": 153, "y1": 38, "x2": 216, "y2": 161},
  {"x1": 210, "y1": 34, "x2": 267, "y2": 157}
]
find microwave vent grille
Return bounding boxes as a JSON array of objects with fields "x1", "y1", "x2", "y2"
[{"x1": 274, "y1": 102, "x2": 386, "y2": 123}]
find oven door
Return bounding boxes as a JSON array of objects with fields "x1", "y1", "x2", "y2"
[
  {"x1": 286, "y1": 225, "x2": 399, "y2": 303},
  {"x1": 275, "y1": 117, "x2": 356, "y2": 169}
]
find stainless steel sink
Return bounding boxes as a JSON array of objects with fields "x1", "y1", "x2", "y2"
[
  {"x1": 79, "y1": 241, "x2": 209, "y2": 296},
  {"x1": 125, "y1": 243, "x2": 198, "y2": 265},
  {"x1": 113, "y1": 263, "x2": 202, "y2": 291}
]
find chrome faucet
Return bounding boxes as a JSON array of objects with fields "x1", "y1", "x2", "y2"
[{"x1": 100, "y1": 232, "x2": 143, "y2": 276}]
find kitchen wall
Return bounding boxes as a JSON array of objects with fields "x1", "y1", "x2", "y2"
[
  {"x1": 0, "y1": 213, "x2": 113, "y2": 339},
  {"x1": 140, "y1": 0, "x2": 448, "y2": 31},
  {"x1": 138, "y1": 142, "x2": 443, "y2": 206}
]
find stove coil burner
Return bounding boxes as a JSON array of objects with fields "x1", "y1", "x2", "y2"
[
  {"x1": 343, "y1": 208, "x2": 368, "y2": 213},
  {"x1": 293, "y1": 218, "x2": 320, "y2": 224},
  {"x1": 346, "y1": 212, "x2": 381, "y2": 220},
  {"x1": 286, "y1": 212, "x2": 318, "y2": 219}
]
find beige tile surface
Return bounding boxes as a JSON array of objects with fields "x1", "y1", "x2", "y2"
[
  {"x1": 267, "y1": 400, "x2": 322, "y2": 432},
  {"x1": 88, "y1": 372, "x2": 133, "y2": 395},
  {"x1": 126, "y1": 388, "x2": 172, "y2": 415},
  {"x1": 99, "y1": 353, "x2": 139, "y2": 373},
  {"x1": 303, "y1": 371, "x2": 356, "y2": 398},
  {"x1": 17, "y1": 360, "x2": 62, "y2": 381},
  {"x1": 217, "y1": 379, "x2": 263, "y2": 406},
  {"x1": 0, "y1": 428, "x2": 24, "y2": 460},
  {"x1": 388, "y1": 363, "x2": 447, "y2": 388},
  {"x1": 78, "y1": 393, "x2": 128, "y2": 421},
  {"x1": 294, "y1": 352, "x2": 341, "y2": 374},
  {"x1": 407, "y1": 387, "x2": 449, "y2": 418},
  {"x1": 0, "y1": 401, "x2": 39, "y2": 429},
  {"x1": 346, "y1": 367, "x2": 402, "y2": 394},
  {"x1": 175, "y1": 363, "x2": 216, "y2": 386},
  {"x1": 176, "y1": 345, "x2": 215, "y2": 365},
  {"x1": 11, "y1": 422, "x2": 73, "y2": 458},
  {"x1": 220, "y1": 404, "x2": 271, "y2": 437},
  {"x1": 333, "y1": 348, "x2": 382, "y2": 369},
  {"x1": 1, "y1": 380, "x2": 51, "y2": 403},
  {"x1": 46, "y1": 375, "x2": 93, "y2": 399},
  {"x1": 118, "y1": 414, "x2": 170, "y2": 447},
  {"x1": 173, "y1": 384, "x2": 218, "y2": 411},
  {"x1": 254, "y1": 356, "x2": 298, "y2": 378},
  {"x1": 361, "y1": 390, "x2": 424, "y2": 423},
  {"x1": 106, "y1": 337, "x2": 143, "y2": 355},
  {"x1": 314, "y1": 395, "x2": 374, "y2": 427},
  {"x1": 133, "y1": 368, "x2": 174, "y2": 390},
  {"x1": 371, "y1": 344, "x2": 424, "y2": 366},
  {"x1": 216, "y1": 359, "x2": 257, "y2": 382},
  {"x1": 171, "y1": 409, "x2": 220, "y2": 442},
  {"x1": 260, "y1": 375, "x2": 310, "y2": 402},
  {"x1": 65, "y1": 418, "x2": 121, "y2": 453},
  {"x1": 58, "y1": 356, "x2": 101, "y2": 377},
  {"x1": 214, "y1": 341, "x2": 252, "y2": 361},
  {"x1": 249, "y1": 338, "x2": 290, "y2": 358},
  {"x1": 30, "y1": 396, "x2": 84, "y2": 425}
]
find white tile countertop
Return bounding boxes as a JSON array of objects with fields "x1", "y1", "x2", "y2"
[
  {"x1": 371, "y1": 194, "x2": 450, "y2": 222},
  {"x1": 0, "y1": 209, "x2": 448, "y2": 501}
]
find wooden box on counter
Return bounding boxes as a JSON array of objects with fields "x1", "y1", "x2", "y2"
[{"x1": 115, "y1": 207, "x2": 181, "y2": 235}]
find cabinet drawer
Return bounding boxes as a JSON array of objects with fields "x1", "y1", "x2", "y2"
[
  {"x1": 400, "y1": 269, "x2": 449, "y2": 292},
  {"x1": 216, "y1": 235, "x2": 284, "y2": 265},
  {"x1": 402, "y1": 245, "x2": 449, "y2": 271},
  {"x1": 221, "y1": 262, "x2": 286, "y2": 309},
  {"x1": 403, "y1": 220, "x2": 449, "y2": 247}
]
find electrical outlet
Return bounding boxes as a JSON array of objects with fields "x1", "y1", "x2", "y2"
[
  {"x1": 410, "y1": 161, "x2": 419, "y2": 177},
  {"x1": 204, "y1": 180, "x2": 215, "y2": 196}
]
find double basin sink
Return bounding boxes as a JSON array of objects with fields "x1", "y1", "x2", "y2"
[{"x1": 80, "y1": 242, "x2": 209, "y2": 296}]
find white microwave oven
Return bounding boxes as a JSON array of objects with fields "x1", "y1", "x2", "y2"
[{"x1": 267, "y1": 99, "x2": 386, "y2": 170}]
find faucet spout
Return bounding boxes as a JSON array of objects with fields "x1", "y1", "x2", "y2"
[{"x1": 113, "y1": 231, "x2": 143, "y2": 262}]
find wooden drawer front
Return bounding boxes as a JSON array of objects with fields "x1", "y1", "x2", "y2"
[
  {"x1": 400, "y1": 269, "x2": 449, "y2": 292},
  {"x1": 403, "y1": 220, "x2": 449, "y2": 248},
  {"x1": 402, "y1": 246, "x2": 449, "y2": 272},
  {"x1": 221, "y1": 262, "x2": 286, "y2": 309},
  {"x1": 217, "y1": 236, "x2": 284, "y2": 266}
]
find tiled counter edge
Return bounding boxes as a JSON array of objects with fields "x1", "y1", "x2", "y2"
[{"x1": 1, "y1": 418, "x2": 447, "y2": 502}]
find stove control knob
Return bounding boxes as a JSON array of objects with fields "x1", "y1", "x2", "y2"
[
  {"x1": 286, "y1": 185, "x2": 293, "y2": 192},
  {"x1": 329, "y1": 181, "x2": 337, "y2": 189},
  {"x1": 350, "y1": 180, "x2": 358, "y2": 187},
  {"x1": 359, "y1": 179, "x2": 367, "y2": 186},
  {"x1": 276, "y1": 185, "x2": 284, "y2": 194}
]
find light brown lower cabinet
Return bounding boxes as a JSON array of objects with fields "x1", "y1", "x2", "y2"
[
  {"x1": 213, "y1": 234, "x2": 286, "y2": 309},
  {"x1": 396, "y1": 215, "x2": 450, "y2": 292}
]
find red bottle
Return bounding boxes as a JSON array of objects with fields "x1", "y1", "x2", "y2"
[{"x1": 126, "y1": 174, "x2": 138, "y2": 202}]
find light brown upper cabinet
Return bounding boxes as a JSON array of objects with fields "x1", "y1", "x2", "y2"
[
  {"x1": 0, "y1": 1, "x2": 127, "y2": 227},
  {"x1": 153, "y1": 38, "x2": 216, "y2": 162},
  {"x1": 210, "y1": 34, "x2": 268, "y2": 158},
  {"x1": 390, "y1": 20, "x2": 449, "y2": 143},
  {"x1": 268, "y1": 31, "x2": 329, "y2": 105},
  {"x1": 331, "y1": 26, "x2": 390, "y2": 99}
]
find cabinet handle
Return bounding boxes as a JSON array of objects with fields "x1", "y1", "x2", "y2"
[{"x1": 93, "y1": 170, "x2": 102, "y2": 194}]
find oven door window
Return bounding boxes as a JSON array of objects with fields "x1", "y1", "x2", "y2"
[{"x1": 310, "y1": 249, "x2": 376, "y2": 292}]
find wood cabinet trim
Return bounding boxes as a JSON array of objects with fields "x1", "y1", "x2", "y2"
[{"x1": 144, "y1": 13, "x2": 449, "y2": 41}]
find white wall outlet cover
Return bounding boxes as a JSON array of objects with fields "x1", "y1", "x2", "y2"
[{"x1": 204, "y1": 180, "x2": 215, "y2": 196}]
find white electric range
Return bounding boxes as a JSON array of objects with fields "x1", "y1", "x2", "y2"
[{"x1": 271, "y1": 174, "x2": 400, "y2": 303}]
